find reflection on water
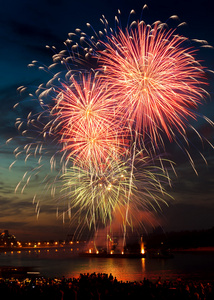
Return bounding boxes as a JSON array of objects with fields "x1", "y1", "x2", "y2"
[
  {"x1": 0, "y1": 248, "x2": 214, "y2": 282},
  {"x1": 141, "y1": 258, "x2": 146, "y2": 273}
]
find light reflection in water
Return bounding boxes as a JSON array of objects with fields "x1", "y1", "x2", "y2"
[
  {"x1": 66, "y1": 258, "x2": 149, "y2": 282},
  {"x1": 141, "y1": 258, "x2": 145, "y2": 273}
]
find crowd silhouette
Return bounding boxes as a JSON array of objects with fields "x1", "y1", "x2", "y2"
[{"x1": 0, "y1": 272, "x2": 213, "y2": 299}]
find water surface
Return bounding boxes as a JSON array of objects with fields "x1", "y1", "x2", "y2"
[{"x1": 0, "y1": 248, "x2": 214, "y2": 282}]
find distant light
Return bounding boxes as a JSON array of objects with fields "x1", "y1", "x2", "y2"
[
  {"x1": 27, "y1": 272, "x2": 40, "y2": 275},
  {"x1": 141, "y1": 248, "x2": 145, "y2": 254}
]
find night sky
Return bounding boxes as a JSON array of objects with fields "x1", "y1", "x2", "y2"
[{"x1": 0, "y1": 0, "x2": 214, "y2": 241}]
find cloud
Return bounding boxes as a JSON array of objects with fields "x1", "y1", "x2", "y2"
[
  {"x1": 0, "y1": 221, "x2": 28, "y2": 231},
  {"x1": 0, "y1": 196, "x2": 34, "y2": 216}
]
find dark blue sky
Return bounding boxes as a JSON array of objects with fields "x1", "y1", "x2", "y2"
[{"x1": 0, "y1": 0, "x2": 214, "y2": 241}]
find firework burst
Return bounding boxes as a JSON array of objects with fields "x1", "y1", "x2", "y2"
[
  {"x1": 97, "y1": 20, "x2": 208, "y2": 145},
  {"x1": 61, "y1": 151, "x2": 173, "y2": 230},
  {"x1": 50, "y1": 72, "x2": 128, "y2": 168}
]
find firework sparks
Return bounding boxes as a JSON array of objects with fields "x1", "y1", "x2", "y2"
[
  {"x1": 61, "y1": 151, "x2": 173, "y2": 230},
  {"x1": 96, "y1": 20, "x2": 208, "y2": 145},
  {"x1": 50, "y1": 72, "x2": 128, "y2": 168},
  {"x1": 11, "y1": 71, "x2": 127, "y2": 205}
]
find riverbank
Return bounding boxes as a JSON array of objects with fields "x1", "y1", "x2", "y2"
[
  {"x1": 173, "y1": 247, "x2": 214, "y2": 252},
  {"x1": 0, "y1": 245, "x2": 79, "y2": 253}
]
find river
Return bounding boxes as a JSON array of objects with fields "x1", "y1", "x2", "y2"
[{"x1": 0, "y1": 247, "x2": 214, "y2": 282}]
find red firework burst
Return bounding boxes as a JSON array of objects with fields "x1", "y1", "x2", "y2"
[
  {"x1": 98, "y1": 21, "x2": 208, "y2": 144},
  {"x1": 51, "y1": 72, "x2": 128, "y2": 167},
  {"x1": 60, "y1": 119, "x2": 127, "y2": 167}
]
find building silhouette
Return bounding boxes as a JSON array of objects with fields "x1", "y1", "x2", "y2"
[{"x1": 0, "y1": 230, "x2": 17, "y2": 246}]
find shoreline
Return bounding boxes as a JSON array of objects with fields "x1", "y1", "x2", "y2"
[
  {"x1": 173, "y1": 246, "x2": 214, "y2": 252},
  {"x1": 0, "y1": 245, "x2": 79, "y2": 253},
  {"x1": 1, "y1": 245, "x2": 214, "y2": 253}
]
